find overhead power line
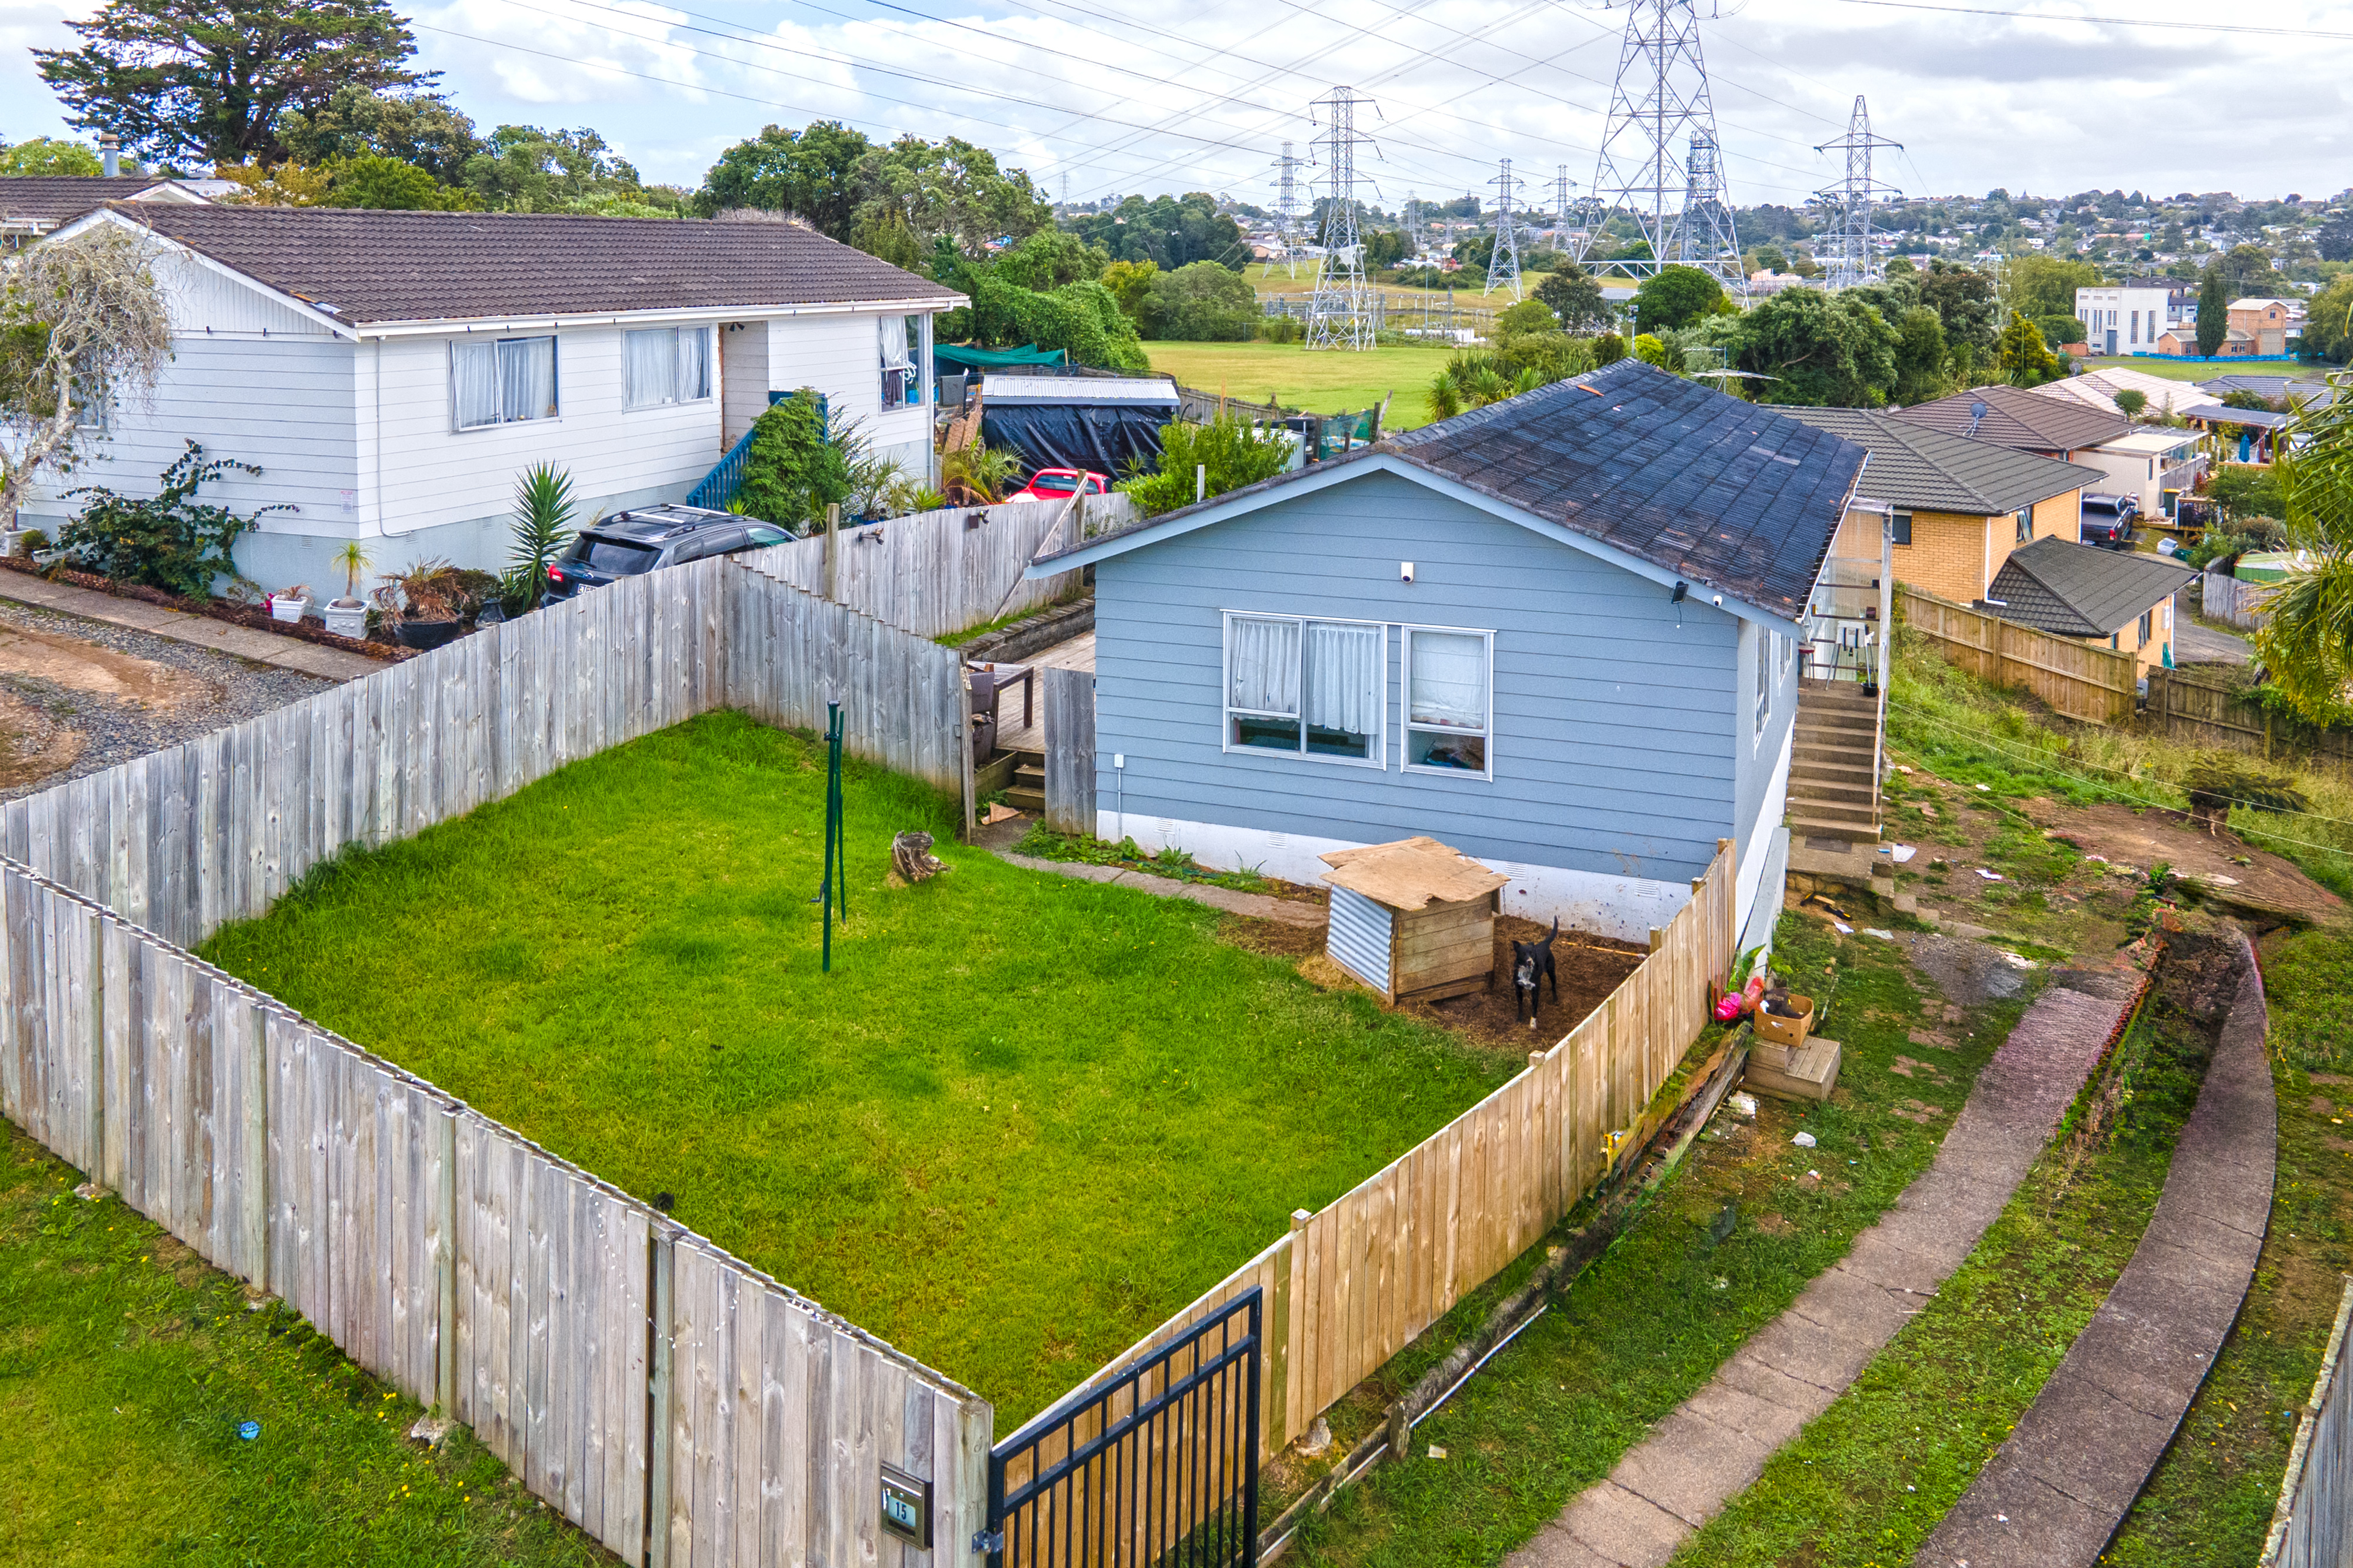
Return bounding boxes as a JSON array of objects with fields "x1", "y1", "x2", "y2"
[{"x1": 1807, "y1": 0, "x2": 2353, "y2": 41}]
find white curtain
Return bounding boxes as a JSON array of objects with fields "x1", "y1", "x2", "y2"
[
  {"x1": 1228, "y1": 616, "x2": 1300, "y2": 715},
  {"x1": 879, "y1": 313, "x2": 913, "y2": 371},
  {"x1": 1303, "y1": 621, "x2": 1382, "y2": 736},
  {"x1": 678, "y1": 326, "x2": 711, "y2": 401},
  {"x1": 1409, "y1": 631, "x2": 1487, "y2": 729},
  {"x1": 499, "y1": 336, "x2": 557, "y2": 421},
  {"x1": 452, "y1": 340, "x2": 500, "y2": 428},
  {"x1": 624, "y1": 328, "x2": 675, "y2": 408}
]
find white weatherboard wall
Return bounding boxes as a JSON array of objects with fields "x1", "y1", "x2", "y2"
[{"x1": 758, "y1": 312, "x2": 936, "y2": 483}]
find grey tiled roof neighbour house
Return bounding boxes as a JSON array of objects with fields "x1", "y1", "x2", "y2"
[
  {"x1": 1775, "y1": 407, "x2": 2106, "y2": 515},
  {"x1": 0, "y1": 175, "x2": 182, "y2": 224},
  {"x1": 2183, "y1": 403, "x2": 2297, "y2": 431},
  {"x1": 1041, "y1": 359, "x2": 1869, "y2": 623},
  {"x1": 2196, "y1": 373, "x2": 2335, "y2": 408},
  {"x1": 1985, "y1": 536, "x2": 2198, "y2": 639},
  {"x1": 81, "y1": 202, "x2": 962, "y2": 325},
  {"x1": 1892, "y1": 383, "x2": 2134, "y2": 455}
]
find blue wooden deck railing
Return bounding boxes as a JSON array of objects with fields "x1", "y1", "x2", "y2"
[{"x1": 684, "y1": 391, "x2": 823, "y2": 512}]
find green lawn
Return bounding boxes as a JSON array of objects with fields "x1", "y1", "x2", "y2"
[
  {"x1": 2077, "y1": 357, "x2": 2235, "y2": 382},
  {"x1": 0, "y1": 1122, "x2": 606, "y2": 1567},
  {"x1": 198, "y1": 712, "x2": 1513, "y2": 1422},
  {"x1": 1140, "y1": 341, "x2": 1458, "y2": 429}
]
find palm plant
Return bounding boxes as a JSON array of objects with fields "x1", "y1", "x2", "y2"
[
  {"x1": 942, "y1": 442, "x2": 1022, "y2": 504},
  {"x1": 2250, "y1": 374, "x2": 2353, "y2": 723},
  {"x1": 331, "y1": 540, "x2": 371, "y2": 605},
  {"x1": 506, "y1": 462, "x2": 577, "y2": 612}
]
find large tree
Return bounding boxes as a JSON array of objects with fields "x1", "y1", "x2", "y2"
[
  {"x1": 276, "y1": 85, "x2": 477, "y2": 185},
  {"x1": 1915, "y1": 259, "x2": 1998, "y2": 350},
  {"x1": 694, "y1": 121, "x2": 872, "y2": 239},
  {"x1": 1, "y1": 226, "x2": 174, "y2": 529},
  {"x1": 1629, "y1": 265, "x2": 1732, "y2": 332},
  {"x1": 0, "y1": 138, "x2": 106, "y2": 176},
  {"x1": 1730, "y1": 289, "x2": 1899, "y2": 407},
  {"x1": 2003, "y1": 253, "x2": 2100, "y2": 321},
  {"x1": 1534, "y1": 256, "x2": 1609, "y2": 333},
  {"x1": 1062, "y1": 192, "x2": 1239, "y2": 272},
  {"x1": 2197, "y1": 260, "x2": 2230, "y2": 357},
  {"x1": 35, "y1": 0, "x2": 429, "y2": 168}
]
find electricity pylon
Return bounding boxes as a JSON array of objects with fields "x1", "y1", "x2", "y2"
[
  {"x1": 1268, "y1": 141, "x2": 1309, "y2": 279},
  {"x1": 1579, "y1": 0, "x2": 1746, "y2": 296},
  {"x1": 1551, "y1": 165, "x2": 1578, "y2": 245},
  {"x1": 1305, "y1": 85, "x2": 1381, "y2": 352},
  {"x1": 1812, "y1": 96, "x2": 1904, "y2": 289},
  {"x1": 1486, "y1": 159, "x2": 1525, "y2": 299}
]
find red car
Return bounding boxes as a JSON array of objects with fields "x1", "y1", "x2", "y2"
[{"x1": 1006, "y1": 468, "x2": 1109, "y2": 503}]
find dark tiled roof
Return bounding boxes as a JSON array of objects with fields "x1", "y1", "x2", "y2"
[
  {"x1": 1049, "y1": 360, "x2": 1868, "y2": 622},
  {"x1": 2196, "y1": 373, "x2": 2336, "y2": 407},
  {"x1": 0, "y1": 175, "x2": 176, "y2": 223},
  {"x1": 1775, "y1": 408, "x2": 2104, "y2": 515},
  {"x1": 89, "y1": 203, "x2": 961, "y2": 325},
  {"x1": 2183, "y1": 403, "x2": 2297, "y2": 429},
  {"x1": 1892, "y1": 384, "x2": 2134, "y2": 453},
  {"x1": 1986, "y1": 537, "x2": 2198, "y2": 638}
]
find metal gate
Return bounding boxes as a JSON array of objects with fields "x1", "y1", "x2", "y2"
[{"x1": 984, "y1": 1290, "x2": 1262, "y2": 1568}]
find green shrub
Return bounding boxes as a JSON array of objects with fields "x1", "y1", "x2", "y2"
[
  {"x1": 965, "y1": 273, "x2": 1149, "y2": 371},
  {"x1": 58, "y1": 441, "x2": 284, "y2": 597},
  {"x1": 1137, "y1": 261, "x2": 1258, "y2": 341},
  {"x1": 1115, "y1": 412, "x2": 1294, "y2": 516},
  {"x1": 733, "y1": 391, "x2": 849, "y2": 531}
]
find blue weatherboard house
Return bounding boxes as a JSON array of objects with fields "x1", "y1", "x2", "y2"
[{"x1": 1028, "y1": 360, "x2": 1871, "y2": 950}]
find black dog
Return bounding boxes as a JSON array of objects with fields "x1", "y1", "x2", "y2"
[{"x1": 1512, "y1": 918, "x2": 1561, "y2": 1027}]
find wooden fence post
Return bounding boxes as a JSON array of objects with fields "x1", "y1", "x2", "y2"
[
  {"x1": 646, "y1": 1227, "x2": 676, "y2": 1568},
  {"x1": 434, "y1": 1106, "x2": 456, "y2": 1414},
  {"x1": 245, "y1": 1006, "x2": 267, "y2": 1292},
  {"x1": 85, "y1": 915, "x2": 104, "y2": 1186},
  {"x1": 1267, "y1": 1219, "x2": 1301, "y2": 1454},
  {"x1": 822, "y1": 504, "x2": 841, "y2": 603}
]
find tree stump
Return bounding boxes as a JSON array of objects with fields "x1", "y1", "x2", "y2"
[{"x1": 891, "y1": 830, "x2": 946, "y2": 886}]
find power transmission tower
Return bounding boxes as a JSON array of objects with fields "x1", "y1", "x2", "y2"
[
  {"x1": 1269, "y1": 141, "x2": 1309, "y2": 279},
  {"x1": 1811, "y1": 96, "x2": 1904, "y2": 289},
  {"x1": 1306, "y1": 85, "x2": 1380, "y2": 352},
  {"x1": 1404, "y1": 192, "x2": 1421, "y2": 260},
  {"x1": 1579, "y1": 0, "x2": 1746, "y2": 298},
  {"x1": 1551, "y1": 165, "x2": 1577, "y2": 245},
  {"x1": 1486, "y1": 159, "x2": 1525, "y2": 299}
]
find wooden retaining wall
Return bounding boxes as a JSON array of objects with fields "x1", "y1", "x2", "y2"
[
  {"x1": 748, "y1": 494, "x2": 1131, "y2": 641},
  {"x1": 2144, "y1": 668, "x2": 2353, "y2": 773},
  {"x1": 0, "y1": 558, "x2": 990, "y2": 1566},
  {"x1": 996, "y1": 838, "x2": 1737, "y2": 1523},
  {"x1": 1898, "y1": 585, "x2": 2138, "y2": 725}
]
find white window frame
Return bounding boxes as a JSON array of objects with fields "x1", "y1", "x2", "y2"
[
  {"x1": 1399, "y1": 623, "x2": 1495, "y2": 780},
  {"x1": 1754, "y1": 629, "x2": 1772, "y2": 743},
  {"x1": 1218, "y1": 610, "x2": 1387, "y2": 769},
  {"x1": 450, "y1": 334, "x2": 561, "y2": 431},
  {"x1": 1779, "y1": 626, "x2": 1795, "y2": 678},
  {"x1": 623, "y1": 325, "x2": 713, "y2": 411}
]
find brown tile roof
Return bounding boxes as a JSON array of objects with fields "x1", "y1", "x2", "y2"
[
  {"x1": 0, "y1": 176, "x2": 178, "y2": 223},
  {"x1": 1892, "y1": 384, "x2": 2134, "y2": 454},
  {"x1": 88, "y1": 203, "x2": 962, "y2": 325}
]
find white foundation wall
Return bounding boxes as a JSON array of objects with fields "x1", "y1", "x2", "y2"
[{"x1": 1096, "y1": 812, "x2": 1697, "y2": 943}]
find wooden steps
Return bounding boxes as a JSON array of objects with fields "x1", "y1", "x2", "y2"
[
  {"x1": 1745, "y1": 1037, "x2": 1843, "y2": 1102},
  {"x1": 1787, "y1": 682, "x2": 1882, "y2": 844},
  {"x1": 1003, "y1": 749, "x2": 1046, "y2": 814}
]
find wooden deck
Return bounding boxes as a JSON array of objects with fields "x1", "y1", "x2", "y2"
[{"x1": 985, "y1": 631, "x2": 1095, "y2": 753}]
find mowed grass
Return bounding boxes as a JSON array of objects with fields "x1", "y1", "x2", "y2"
[
  {"x1": 2077, "y1": 356, "x2": 2237, "y2": 382},
  {"x1": 1139, "y1": 341, "x2": 1457, "y2": 428},
  {"x1": 198, "y1": 712, "x2": 1512, "y2": 1422},
  {"x1": 0, "y1": 1122, "x2": 607, "y2": 1568}
]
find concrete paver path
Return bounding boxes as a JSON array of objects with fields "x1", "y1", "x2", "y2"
[
  {"x1": 1918, "y1": 938, "x2": 2273, "y2": 1567},
  {"x1": 0, "y1": 569, "x2": 384, "y2": 682},
  {"x1": 1508, "y1": 955, "x2": 2141, "y2": 1568}
]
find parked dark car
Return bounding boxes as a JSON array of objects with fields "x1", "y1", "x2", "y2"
[
  {"x1": 2079, "y1": 493, "x2": 2139, "y2": 549},
  {"x1": 542, "y1": 505, "x2": 793, "y2": 602}
]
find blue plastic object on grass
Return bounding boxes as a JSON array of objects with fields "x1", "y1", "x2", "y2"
[{"x1": 237, "y1": 1420, "x2": 261, "y2": 1442}]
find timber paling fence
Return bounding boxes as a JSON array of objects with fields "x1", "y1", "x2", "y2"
[
  {"x1": 2, "y1": 534, "x2": 1745, "y2": 1566},
  {"x1": 1897, "y1": 584, "x2": 2138, "y2": 725},
  {"x1": 989, "y1": 840, "x2": 1738, "y2": 1553},
  {"x1": 0, "y1": 555, "x2": 992, "y2": 1567},
  {"x1": 2262, "y1": 1277, "x2": 2353, "y2": 1566}
]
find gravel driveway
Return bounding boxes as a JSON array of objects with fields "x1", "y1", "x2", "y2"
[{"x1": 0, "y1": 600, "x2": 332, "y2": 802}]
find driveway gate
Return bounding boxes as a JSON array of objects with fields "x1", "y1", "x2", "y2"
[{"x1": 984, "y1": 1289, "x2": 1262, "y2": 1568}]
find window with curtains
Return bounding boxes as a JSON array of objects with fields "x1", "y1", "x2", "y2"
[
  {"x1": 622, "y1": 326, "x2": 712, "y2": 409},
  {"x1": 1223, "y1": 613, "x2": 1384, "y2": 763},
  {"x1": 879, "y1": 314, "x2": 922, "y2": 409},
  {"x1": 451, "y1": 336, "x2": 558, "y2": 429},
  {"x1": 1401, "y1": 625, "x2": 1491, "y2": 775}
]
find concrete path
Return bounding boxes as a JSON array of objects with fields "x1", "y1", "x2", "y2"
[
  {"x1": 0, "y1": 570, "x2": 384, "y2": 682},
  {"x1": 1918, "y1": 939, "x2": 2274, "y2": 1568},
  {"x1": 991, "y1": 845, "x2": 1326, "y2": 927},
  {"x1": 2175, "y1": 619, "x2": 2252, "y2": 666},
  {"x1": 1508, "y1": 955, "x2": 2143, "y2": 1568}
]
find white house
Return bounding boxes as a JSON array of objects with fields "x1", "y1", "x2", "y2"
[
  {"x1": 2075, "y1": 430, "x2": 2207, "y2": 521},
  {"x1": 21, "y1": 204, "x2": 964, "y2": 590},
  {"x1": 2074, "y1": 284, "x2": 2171, "y2": 355}
]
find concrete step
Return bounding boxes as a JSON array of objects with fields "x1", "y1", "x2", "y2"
[
  {"x1": 1789, "y1": 755, "x2": 1878, "y2": 784},
  {"x1": 1788, "y1": 776, "x2": 1877, "y2": 807},
  {"x1": 1794, "y1": 740, "x2": 1877, "y2": 769},
  {"x1": 1797, "y1": 709, "x2": 1876, "y2": 736},
  {"x1": 1787, "y1": 812, "x2": 1881, "y2": 844},
  {"x1": 1787, "y1": 795, "x2": 1878, "y2": 828},
  {"x1": 1798, "y1": 685, "x2": 1878, "y2": 711}
]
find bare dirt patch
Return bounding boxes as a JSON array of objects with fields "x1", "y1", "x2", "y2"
[
  {"x1": 0, "y1": 624, "x2": 214, "y2": 712},
  {"x1": 2041, "y1": 801, "x2": 2343, "y2": 926},
  {"x1": 0, "y1": 688, "x2": 84, "y2": 789}
]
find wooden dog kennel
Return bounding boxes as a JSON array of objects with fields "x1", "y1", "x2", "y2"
[{"x1": 1319, "y1": 836, "x2": 1509, "y2": 1004}]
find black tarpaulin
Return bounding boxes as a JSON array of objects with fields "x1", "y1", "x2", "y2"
[{"x1": 982, "y1": 403, "x2": 1174, "y2": 478}]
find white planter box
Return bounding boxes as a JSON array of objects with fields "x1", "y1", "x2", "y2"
[
  {"x1": 322, "y1": 602, "x2": 368, "y2": 639},
  {"x1": 269, "y1": 596, "x2": 309, "y2": 625}
]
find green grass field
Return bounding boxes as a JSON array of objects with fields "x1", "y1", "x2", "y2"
[
  {"x1": 198, "y1": 713, "x2": 1514, "y2": 1423},
  {"x1": 2078, "y1": 357, "x2": 2238, "y2": 383},
  {"x1": 1140, "y1": 341, "x2": 1457, "y2": 429},
  {"x1": 0, "y1": 1123, "x2": 605, "y2": 1567}
]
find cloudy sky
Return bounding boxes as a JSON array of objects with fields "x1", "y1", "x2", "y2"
[{"x1": 4, "y1": 0, "x2": 2348, "y2": 208}]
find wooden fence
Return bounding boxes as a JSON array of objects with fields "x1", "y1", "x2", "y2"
[
  {"x1": 2144, "y1": 667, "x2": 2353, "y2": 773},
  {"x1": 1897, "y1": 585, "x2": 2137, "y2": 724},
  {"x1": 2202, "y1": 568, "x2": 2273, "y2": 631},
  {"x1": 0, "y1": 556, "x2": 992, "y2": 1566},
  {"x1": 998, "y1": 838, "x2": 1738, "y2": 1517},
  {"x1": 2262, "y1": 1277, "x2": 2353, "y2": 1567},
  {"x1": 750, "y1": 494, "x2": 1134, "y2": 642},
  {"x1": 1041, "y1": 668, "x2": 1095, "y2": 835}
]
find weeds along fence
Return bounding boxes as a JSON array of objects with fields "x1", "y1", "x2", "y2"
[
  {"x1": 2262, "y1": 1277, "x2": 2353, "y2": 1566},
  {"x1": 994, "y1": 839, "x2": 1738, "y2": 1527},
  {"x1": 2143, "y1": 668, "x2": 2353, "y2": 774},
  {"x1": 750, "y1": 494, "x2": 1134, "y2": 642},
  {"x1": 0, "y1": 558, "x2": 992, "y2": 1566},
  {"x1": 1897, "y1": 585, "x2": 2137, "y2": 724}
]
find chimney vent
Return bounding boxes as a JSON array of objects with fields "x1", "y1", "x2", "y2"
[{"x1": 99, "y1": 133, "x2": 119, "y2": 178}]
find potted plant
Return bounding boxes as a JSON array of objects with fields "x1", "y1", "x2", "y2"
[
  {"x1": 504, "y1": 463, "x2": 578, "y2": 613},
  {"x1": 375, "y1": 558, "x2": 466, "y2": 649},
  {"x1": 324, "y1": 542, "x2": 371, "y2": 638},
  {"x1": 269, "y1": 583, "x2": 311, "y2": 623}
]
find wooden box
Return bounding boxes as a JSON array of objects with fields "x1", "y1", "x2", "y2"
[{"x1": 1747, "y1": 1036, "x2": 1842, "y2": 1103}]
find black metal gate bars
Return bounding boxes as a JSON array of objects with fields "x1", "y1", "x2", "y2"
[{"x1": 985, "y1": 1289, "x2": 1262, "y2": 1568}]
